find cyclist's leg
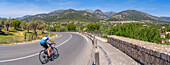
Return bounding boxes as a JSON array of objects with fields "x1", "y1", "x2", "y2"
[
  {"x1": 44, "y1": 43, "x2": 50, "y2": 57},
  {"x1": 47, "y1": 48, "x2": 50, "y2": 57},
  {"x1": 41, "y1": 43, "x2": 50, "y2": 57}
]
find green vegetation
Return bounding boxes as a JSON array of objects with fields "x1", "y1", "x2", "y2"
[
  {"x1": 86, "y1": 23, "x2": 100, "y2": 31},
  {"x1": 157, "y1": 43, "x2": 170, "y2": 45},
  {"x1": 166, "y1": 33, "x2": 170, "y2": 39},
  {"x1": 50, "y1": 27, "x2": 56, "y2": 32},
  {"x1": 21, "y1": 9, "x2": 100, "y2": 22},
  {"x1": 0, "y1": 28, "x2": 54, "y2": 44},
  {"x1": 0, "y1": 18, "x2": 56, "y2": 44},
  {"x1": 67, "y1": 23, "x2": 76, "y2": 31},
  {"x1": 12, "y1": 19, "x2": 21, "y2": 29},
  {"x1": 108, "y1": 10, "x2": 169, "y2": 23},
  {"x1": 109, "y1": 23, "x2": 161, "y2": 43},
  {"x1": 1, "y1": 9, "x2": 170, "y2": 45},
  {"x1": 56, "y1": 13, "x2": 100, "y2": 22}
]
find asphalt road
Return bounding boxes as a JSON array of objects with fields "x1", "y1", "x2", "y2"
[{"x1": 0, "y1": 32, "x2": 92, "y2": 65}]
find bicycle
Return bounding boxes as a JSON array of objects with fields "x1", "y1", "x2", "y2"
[{"x1": 39, "y1": 43, "x2": 59, "y2": 64}]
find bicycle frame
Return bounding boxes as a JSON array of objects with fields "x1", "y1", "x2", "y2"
[{"x1": 39, "y1": 42, "x2": 59, "y2": 64}]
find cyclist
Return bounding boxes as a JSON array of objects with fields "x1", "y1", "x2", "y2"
[{"x1": 40, "y1": 35, "x2": 56, "y2": 58}]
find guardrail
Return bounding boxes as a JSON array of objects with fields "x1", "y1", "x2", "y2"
[{"x1": 80, "y1": 32, "x2": 100, "y2": 65}]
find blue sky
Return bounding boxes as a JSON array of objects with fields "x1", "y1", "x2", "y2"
[{"x1": 0, "y1": 0, "x2": 170, "y2": 18}]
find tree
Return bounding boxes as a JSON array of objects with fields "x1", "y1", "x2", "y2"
[
  {"x1": 20, "y1": 21, "x2": 27, "y2": 29},
  {"x1": 30, "y1": 20, "x2": 40, "y2": 37},
  {"x1": 60, "y1": 26, "x2": 66, "y2": 32},
  {"x1": 67, "y1": 23, "x2": 76, "y2": 31},
  {"x1": 0, "y1": 19, "x2": 5, "y2": 35},
  {"x1": 12, "y1": 19, "x2": 21, "y2": 29},
  {"x1": 109, "y1": 23, "x2": 160, "y2": 43},
  {"x1": 3, "y1": 18, "x2": 11, "y2": 31},
  {"x1": 166, "y1": 33, "x2": 170, "y2": 39},
  {"x1": 26, "y1": 22, "x2": 31, "y2": 32},
  {"x1": 86, "y1": 23, "x2": 100, "y2": 31},
  {"x1": 80, "y1": 26, "x2": 85, "y2": 31},
  {"x1": 0, "y1": 18, "x2": 6, "y2": 28},
  {"x1": 50, "y1": 27, "x2": 56, "y2": 32},
  {"x1": 38, "y1": 21, "x2": 47, "y2": 34}
]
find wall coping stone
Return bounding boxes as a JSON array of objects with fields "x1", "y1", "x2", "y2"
[{"x1": 108, "y1": 35, "x2": 170, "y2": 55}]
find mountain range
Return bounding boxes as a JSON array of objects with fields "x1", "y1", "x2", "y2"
[
  {"x1": 18, "y1": 9, "x2": 170, "y2": 23},
  {"x1": 159, "y1": 17, "x2": 170, "y2": 21}
]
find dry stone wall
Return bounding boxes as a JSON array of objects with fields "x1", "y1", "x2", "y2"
[{"x1": 107, "y1": 35, "x2": 170, "y2": 65}]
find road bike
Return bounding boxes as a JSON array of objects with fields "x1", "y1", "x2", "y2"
[{"x1": 39, "y1": 43, "x2": 59, "y2": 64}]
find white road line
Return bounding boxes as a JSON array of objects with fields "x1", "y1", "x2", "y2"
[
  {"x1": 55, "y1": 34, "x2": 72, "y2": 47},
  {"x1": 74, "y1": 33, "x2": 89, "y2": 42},
  {"x1": 0, "y1": 34, "x2": 72, "y2": 63},
  {"x1": 54, "y1": 34, "x2": 63, "y2": 39}
]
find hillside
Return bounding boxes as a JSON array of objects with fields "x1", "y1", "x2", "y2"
[
  {"x1": 93, "y1": 9, "x2": 107, "y2": 19},
  {"x1": 21, "y1": 9, "x2": 101, "y2": 22},
  {"x1": 159, "y1": 17, "x2": 170, "y2": 21},
  {"x1": 104, "y1": 11, "x2": 116, "y2": 18},
  {"x1": 20, "y1": 9, "x2": 170, "y2": 23},
  {"x1": 52, "y1": 13, "x2": 100, "y2": 22},
  {"x1": 108, "y1": 10, "x2": 169, "y2": 23}
]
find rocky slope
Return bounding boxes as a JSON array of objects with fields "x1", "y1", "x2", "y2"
[
  {"x1": 19, "y1": 9, "x2": 169, "y2": 23},
  {"x1": 159, "y1": 17, "x2": 170, "y2": 21},
  {"x1": 109, "y1": 10, "x2": 169, "y2": 23},
  {"x1": 104, "y1": 11, "x2": 116, "y2": 18}
]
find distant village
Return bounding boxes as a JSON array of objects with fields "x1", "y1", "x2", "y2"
[{"x1": 160, "y1": 26, "x2": 170, "y2": 43}]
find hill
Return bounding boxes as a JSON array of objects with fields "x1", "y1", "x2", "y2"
[
  {"x1": 159, "y1": 17, "x2": 170, "y2": 21},
  {"x1": 93, "y1": 9, "x2": 107, "y2": 19},
  {"x1": 19, "y1": 9, "x2": 170, "y2": 23},
  {"x1": 104, "y1": 11, "x2": 116, "y2": 18},
  {"x1": 21, "y1": 9, "x2": 101, "y2": 22},
  {"x1": 48, "y1": 13, "x2": 100, "y2": 22},
  {"x1": 108, "y1": 10, "x2": 169, "y2": 23}
]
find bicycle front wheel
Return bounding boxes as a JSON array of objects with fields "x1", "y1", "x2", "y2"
[{"x1": 51, "y1": 47, "x2": 59, "y2": 59}]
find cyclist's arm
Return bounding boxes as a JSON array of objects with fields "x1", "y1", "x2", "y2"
[{"x1": 49, "y1": 39, "x2": 56, "y2": 44}]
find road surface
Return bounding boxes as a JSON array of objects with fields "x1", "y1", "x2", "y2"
[{"x1": 0, "y1": 32, "x2": 92, "y2": 65}]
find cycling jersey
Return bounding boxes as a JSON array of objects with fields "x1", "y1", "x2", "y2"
[{"x1": 40, "y1": 36, "x2": 50, "y2": 44}]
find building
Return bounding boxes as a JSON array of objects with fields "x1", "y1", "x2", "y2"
[
  {"x1": 165, "y1": 39, "x2": 170, "y2": 43},
  {"x1": 166, "y1": 32, "x2": 170, "y2": 35},
  {"x1": 160, "y1": 33, "x2": 166, "y2": 38},
  {"x1": 162, "y1": 26, "x2": 165, "y2": 29}
]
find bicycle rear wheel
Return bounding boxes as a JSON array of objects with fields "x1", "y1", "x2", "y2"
[{"x1": 39, "y1": 50, "x2": 49, "y2": 64}]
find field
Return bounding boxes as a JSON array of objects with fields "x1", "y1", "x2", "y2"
[{"x1": 0, "y1": 28, "x2": 57, "y2": 45}]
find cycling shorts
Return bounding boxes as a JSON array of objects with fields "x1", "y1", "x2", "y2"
[{"x1": 41, "y1": 43, "x2": 48, "y2": 49}]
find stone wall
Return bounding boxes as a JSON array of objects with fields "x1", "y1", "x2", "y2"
[{"x1": 107, "y1": 35, "x2": 170, "y2": 65}]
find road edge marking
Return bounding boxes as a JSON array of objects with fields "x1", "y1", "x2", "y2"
[{"x1": 0, "y1": 34, "x2": 72, "y2": 63}]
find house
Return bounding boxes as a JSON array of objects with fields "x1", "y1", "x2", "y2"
[
  {"x1": 162, "y1": 26, "x2": 165, "y2": 29},
  {"x1": 166, "y1": 32, "x2": 170, "y2": 34},
  {"x1": 160, "y1": 33, "x2": 166, "y2": 38},
  {"x1": 143, "y1": 25, "x2": 146, "y2": 27},
  {"x1": 160, "y1": 31, "x2": 170, "y2": 43},
  {"x1": 165, "y1": 39, "x2": 170, "y2": 43}
]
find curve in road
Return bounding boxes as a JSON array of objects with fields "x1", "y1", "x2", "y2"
[{"x1": 0, "y1": 32, "x2": 92, "y2": 65}]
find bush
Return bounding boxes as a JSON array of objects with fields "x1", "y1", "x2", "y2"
[
  {"x1": 50, "y1": 27, "x2": 56, "y2": 32},
  {"x1": 67, "y1": 23, "x2": 76, "y2": 31},
  {"x1": 166, "y1": 33, "x2": 170, "y2": 39},
  {"x1": 60, "y1": 27, "x2": 66, "y2": 32},
  {"x1": 109, "y1": 23, "x2": 161, "y2": 43},
  {"x1": 86, "y1": 23, "x2": 100, "y2": 31},
  {"x1": 12, "y1": 19, "x2": 21, "y2": 29}
]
